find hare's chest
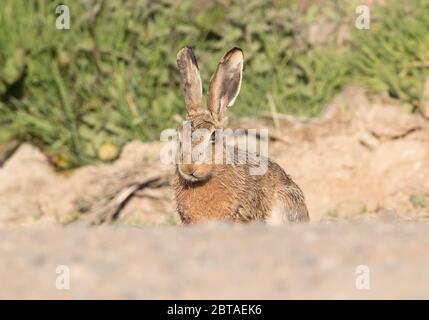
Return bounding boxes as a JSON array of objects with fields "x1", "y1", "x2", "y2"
[{"x1": 174, "y1": 178, "x2": 236, "y2": 224}]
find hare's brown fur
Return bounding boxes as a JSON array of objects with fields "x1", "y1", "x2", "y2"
[{"x1": 174, "y1": 157, "x2": 309, "y2": 224}]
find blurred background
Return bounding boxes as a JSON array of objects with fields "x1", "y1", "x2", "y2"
[{"x1": 1, "y1": 0, "x2": 427, "y2": 169}]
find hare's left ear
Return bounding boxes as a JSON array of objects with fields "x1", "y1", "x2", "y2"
[{"x1": 207, "y1": 47, "x2": 243, "y2": 122}]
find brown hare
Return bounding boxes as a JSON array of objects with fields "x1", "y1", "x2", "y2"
[{"x1": 173, "y1": 46, "x2": 309, "y2": 224}]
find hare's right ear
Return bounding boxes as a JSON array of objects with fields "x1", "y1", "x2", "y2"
[{"x1": 176, "y1": 46, "x2": 202, "y2": 115}]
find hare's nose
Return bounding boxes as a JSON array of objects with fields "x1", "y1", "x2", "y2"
[{"x1": 180, "y1": 164, "x2": 197, "y2": 175}]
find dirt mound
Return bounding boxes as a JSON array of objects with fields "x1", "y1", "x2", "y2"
[
  {"x1": 0, "y1": 141, "x2": 177, "y2": 226},
  {"x1": 273, "y1": 86, "x2": 429, "y2": 220},
  {"x1": 1, "y1": 86, "x2": 428, "y2": 225}
]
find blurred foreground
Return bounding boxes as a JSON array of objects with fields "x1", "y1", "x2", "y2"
[{"x1": 1, "y1": 221, "x2": 428, "y2": 299}]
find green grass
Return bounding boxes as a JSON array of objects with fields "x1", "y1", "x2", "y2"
[
  {"x1": 0, "y1": 0, "x2": 427, "y2": 168},
  {"x1": 410, "y1": 194, "x2": 428, "y2": 209},
  {"x1": 350, "y1": 0, "x2": 429, "y2": 110}
]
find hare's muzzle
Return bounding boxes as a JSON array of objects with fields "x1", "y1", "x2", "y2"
[{"x1": 178, "y1": 163, "x2": 212, "y2": 182}]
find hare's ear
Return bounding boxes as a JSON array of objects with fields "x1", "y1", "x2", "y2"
[
  {"x1": 207, "y1": 47, "x2": 243, "y2": 122},
  {"x1": 176, "y1": 46, "x2": 202, "y2": 115}
]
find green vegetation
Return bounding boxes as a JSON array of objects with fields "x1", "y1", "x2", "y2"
[
  {"x1": 410, "y1": 194, "x2": 428, "y2": 209},
  {"x1": 0, "y1": 0, "x2": 427, "y2": 168},
  {"x1": 350, "y1": 0, "x2": 429, "y2": 110}
]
